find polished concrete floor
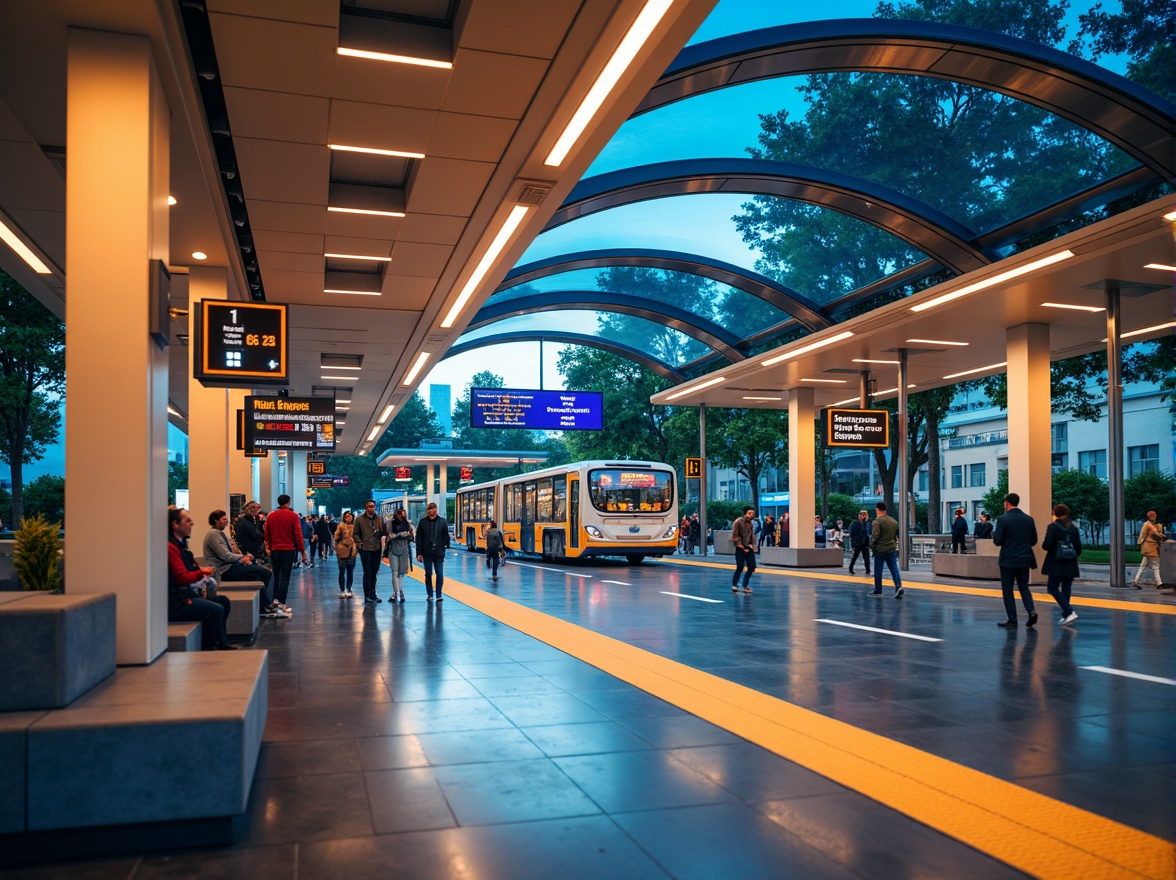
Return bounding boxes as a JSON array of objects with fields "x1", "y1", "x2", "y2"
[{"x1": 4, "y1": 550, "x2": 1172, "y2": 879}]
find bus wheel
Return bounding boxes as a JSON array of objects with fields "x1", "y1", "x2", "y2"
[
  {"x1": 626, "y1": 554, "x2": 645, "y2": 565},
  {"x1": 466, "y1": 529, "x2": 476, "y2": 552}
]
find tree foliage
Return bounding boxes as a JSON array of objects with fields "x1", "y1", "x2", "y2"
[
  {"x1": 1070, "y1": 0, "x2": 1175, "y2": 102},
  {"x1": 1051, "y1": 468, "x2": 1110, "y2": 542},
  {"x1": 1124, "y1": 469, "x2": 1176, "y2": 526},
  {"x1": 168, "y1": 461, "x2": 188, "y2": 506},
  {"x1": 981, "y1": 468, "x2": 1010, "y2": 520},
  {"x1": 21, "y1": 474, "x2": 65, "y2": 525},
  {"x1": 0, "y1": 273, "x2": 65, "y2": 526},
  {"x1": 706, "y1": 407, "x2": 789, "y2": 510}
]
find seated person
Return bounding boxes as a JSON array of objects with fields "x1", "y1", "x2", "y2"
[
  {"x1": 168, "y1": 507, "x2": 236, "y2": 650},
  {"x1": 203, "y1": 509, "x2": 285, "y2": 619}
]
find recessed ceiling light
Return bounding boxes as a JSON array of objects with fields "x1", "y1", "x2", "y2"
[
  {"x1": 336, "y1": 421, "x2": 346, "y2": 426},
  {"x1": 329, "y1": 144, "x2": 425, "y2": 159},
  {"x1": 1105, "y1": 321, "x2": 1176, "y2": 341},
  {"x1": 943, "y1": 362, "x2": 1007, "y2": 380},
  {"x1": 743, "y1": 396, "x2": 782, "y2": 401},
  {"x1": 1164, "y1": 209, "x2": 1176, "y2": 222},
  {"x1": 378, "y1": 404, "x2": 395, "y2": 424},
  {"x1": 402, "y1": 352, "x2": 431, "y2": 386},
  {"x1": 761, "y1": 331, "x2": 854, "y2": 367},
  {"x1": 829, "y1": 396, "x2": 861, "y2": 407},
  {"x1": 325, "y1": 252, "x2": 392, "y2": 262},
  {"x1": 0, "y1": 219, "x2": 51, "y2": 274},
  {"x1": 336, "y1": 46, "x2": 453, "y2": 69},
  {"x1": 1144, "y1": 263, "x2": 1176, "y2": 272},
  {"x1": 336, "y1": 399, "x2": 352, "y2": 404},
  {"x1": 327, "y1": 206, "x2": 406, "y2": 218},
  {"x1": 335, "y1": 406, "x2": 350, "y2": 411},
  {"x1": 366, "y1": 425, "x2": 381, "y2": 442},
  {"x1": 325, "y1": 288, "x2": 382, "y2": 296},
  {"x1": 664, "y1": 374, "x2": 726, "y2": 401},
  {"x1": 907, "y1": 338, "x2": 969, "y2": 346},
  {"x1": 322, "y1": 365, "x2": 362, "y2": 371},
  {"x1": 910, "y1": 250, "x2": 1075, "y2": 312},
  {"x1": 1041, "y1": 301, "x2": 1103, "y2": 312},
  {"x1": 321, "y1": 374, "x2": 358, "y2": 381},
  {"x1": 801, "y1": 378, "x2": 848, "y2": 384},
  {"x1": 852, "y1": 358, "x2": 900, "y2": 364},
  {"x1": 167, "y1": 196, "x2": 177, "y2": 206},
  {"x1": 191, "y1": 251, "x2": 207, "y2": 261},
  {"x1": 440, "y1": 205, "x2": 531, "y2": 328}
]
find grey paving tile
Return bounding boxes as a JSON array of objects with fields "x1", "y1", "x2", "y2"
[
  {"x1": 432, "y1": 759, "x2": 600, "y2": 825},
  {"x1": 554, "y1": 751, "x2": 737, "y2": 813}
]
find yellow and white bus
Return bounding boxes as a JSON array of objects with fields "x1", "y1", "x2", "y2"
[{"x1": 454, "y1": 460, "x2": 678, "y2": 564}]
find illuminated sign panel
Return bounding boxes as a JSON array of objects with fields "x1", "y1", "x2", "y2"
[
  {"x1": 685, "y1": 457, "x2": 702, "y2": 479},
  {"x1": 308, "y1": 460, "x2": 327, "y2": 476},
  {"x1": 821, "y1": 408, "x2": 890, "y2": 449},
  {"x1": 194, "y1": 300, "x2": 288, "y2": 387},
  {"x1": 394, "y1": 467, "x2": 412, "y2": 481},
  {"x1": 459, "y1": 466, "x2": 473, "y2": 484},
  {"x1": 244, "y1": 396, "x2": 336, "y2": 451},
  {"x1": 471, "y1": 388, "x2": 602, "y2": 430}
]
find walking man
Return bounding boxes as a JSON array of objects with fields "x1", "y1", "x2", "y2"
[
  {"x1": 263, "y1": 494, "x2": 307, "y2": 614},
  {"x1": 993, "y1": 492, "x2": 1038, "y2": 627},
  {"x1": 731, "y1": 506, "x2": 757, "y2": 594},
  {"x1": 354, "y1": 500, "x2": 387, "y2": 605},
  {"x1": 848, "y1": 509, "x2": 871, "y2": 576},
  {"x1": 1132, "y1": 510, "x2": 1166, "y2": 589},
  {"x1": 416, "y1": 501, "x2": 451, "y2": 601},
  {"x1": 868, "y1": 501, "x2": 904, "y2": 598}
]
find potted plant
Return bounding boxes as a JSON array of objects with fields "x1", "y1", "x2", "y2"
[{"x1": 13, "y1": 514, "x2": 63, "y2": 591}]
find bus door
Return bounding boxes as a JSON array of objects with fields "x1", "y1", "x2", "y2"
[
  {"x1": 569, "y1": 477, "x2": 580, "y2": 549},
  {"x1": 521, "y1": 481, "x2": 537, "y2": 552}
]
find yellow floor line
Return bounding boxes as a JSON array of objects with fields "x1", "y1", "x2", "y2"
[
  {"x1": 664, "y1": 556, "x2": 1176, "y2": 616},
  {"x1": 410, "y1": 569, "x2": 1175, "y2": 880}
]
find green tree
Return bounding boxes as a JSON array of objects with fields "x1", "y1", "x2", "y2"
[
  {"x1": 1124, "y1": 469, "x2": 1176, "y2": 529},
  {"x1": 1051, "y1": 468, "x2": 1110, "y2": 543},
  {"x1": 21, "y1": 474, "x2": 65, "y2": 525},
  {"x1": 0, "y1": 273, "x2": 65, "y2": 526},
  {"x1": 823, "y1": 493, "x2": 862, "y2": 529},
  {"x1": 981, "y1": 468, "x2": 1010, "y2": 520},
  {"x1": 374, "y1": 393, "x2": 443, "y2": 458},
  {"x1": 911, "y1": 385, "x2": 960, "y2": 532},
  {"x1": 592, "y1": 267, "x2": 717, "y2": 366},
  {"x1": 0, "y1": 486, "x2": 11, "y2": 529},
  {"x1": 706, "y1": 499, "x2": 751, "y2": 530},
  {"x1": 706, "y1": 407, "x2": 789, "y2": 511},
  {"x1": 167, "y1": 461, "x2": 188, "y2": 506},
  {"x1": 1071, "y1": 0, "x2": 1175, "y2": 102}
]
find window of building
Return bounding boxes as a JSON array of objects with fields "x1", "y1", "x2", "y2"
[
  {"x1": 1128, "y1": 444, "x2": 1159, "y2": 476},
  {"x1": 918, "y1": 469, "x2": 928, "y2": 492},
  {"x1": 1078, "y1": 449, "x2": 1107, "y2": 479},
  {"x1": 969, "y1": 463, "x2": 985, "y2": 487},
  {"x1": 972, "y1": 500, "x2": 985, "y2": 521},
  {"x1": 950, "y1": 465, "x2": 964, "y2": 489},
  {"x1": 1051, "y1": 422, "x2": 1067, "y2": 453}
]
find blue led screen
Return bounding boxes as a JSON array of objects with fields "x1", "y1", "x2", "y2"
[{"x1": 471, "y1": 388, "x2": 603, "y2": 431}]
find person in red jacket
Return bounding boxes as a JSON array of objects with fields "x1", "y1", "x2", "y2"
[
  {"x1": 264, "y1": 494, "x2": 307, "y2": 613},
  {"x1": 168, "y1": 507, "x2": 235, "y2": 650}
]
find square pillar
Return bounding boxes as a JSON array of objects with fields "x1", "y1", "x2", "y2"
[
  {"x1": 288, "y1": 451, "x2": 309, "y2": 514},
  {"x1": 1006, "y1": 323, "x2": 1052, "y2": 570},
  {"x1": 65, "y1": 29, "x2": 170, "y2": 665},
  {"x1": 228, "y1": 388, "x2": 252, "y2": 496},
  {"x1": 788, "y1": 389, "x2": 815, "y2": 549}
]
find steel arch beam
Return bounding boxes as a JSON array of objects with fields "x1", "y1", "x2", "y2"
[
  {"x1": 443, "y1": 331, "x2": 685, "y2": 383},
  {"x1": 637, "y1": 19, "x2": 1176, "y2": 181},
  {"x1": 469, "y1": 291, "x2": 747, "y2": 363},
  {"x1": 499, "y1": 249, "x2": 832, "y2": 332},
  {"x1": 547, "y1": 158, "x2": 989, "y2": 275}
]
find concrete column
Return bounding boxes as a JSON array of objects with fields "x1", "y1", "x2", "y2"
[
  {"x1": 187, "y1": 268, "x2": 231, "y2": 553},
  {"x1": 699, "y1": 403, "x2": 708, "y2": 556},
  {"x1": 1006, "y1": 323, "x2": 1052, "y2": 572},
  {"x1": 788, "y1": 388, "x2": 816, "y2": 548},
  {"x1": 257, "y1": 453, "x2": 277, "y2": 511},
  {"x1": 65, "y1": 29, "x2": 170, "y2": 665},
  {"x1": 426, "y1": 464, "x2": 437, "y2": 507},
  {"x1": 439, "y1": 463, "x2": 448, "y2": 513},
  {"x1": 897, "y1": 350, "x2": 910, "y2": 570},
  {"x1": 1106, "y1": 289, "x2": 1126, "y2": 586},
  {"x1": 228, "y1": 388, "x2": 252, "y2": 497},
  {"x1": 288, "y1": 451, "x2": 309, "y2": 514},
  {"x1": 251, "y1": 456, "x2": 260, "y2": 503}
]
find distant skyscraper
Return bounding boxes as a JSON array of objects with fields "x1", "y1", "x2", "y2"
[{"x1": 430, "y1": 384, "x2": 452, "y2": 436}]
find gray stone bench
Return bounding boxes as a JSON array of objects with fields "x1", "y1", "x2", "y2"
[
  {"x1": 0, "y1": 593, "x2": 116, "y2": 711},
  {"x1": 219, "y1": 588, "x2": 259, "y2": 642},
  {"x1": 932, "y1": 536, "x2": 1000, "y2": 580},
  {"x1": 167, "y1": 622, "x2": 202, "y2": 652},
  {"x1": 760, "y1": 546, "x2": 846, "y2": 568},
  {"x1": 1, "y1": 651, "x2": 268, "y2": 857}
]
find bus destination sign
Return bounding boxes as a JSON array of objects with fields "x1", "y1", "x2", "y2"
[
  {"x1": 194, "y1": 300, "x2": 288, "y2": 387},
  {"x1": 244, "y1": 396, "x2": 336, "y2": 452},
  {"x1": 471, "y1": 388, "x2": 603, "y2": 431}
]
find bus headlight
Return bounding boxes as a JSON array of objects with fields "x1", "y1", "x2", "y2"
[
  {"x1": 585, "y1": 526, "x2": 603, "y2": 539},
  {"x1": 663, "y1": 525, "x2": 677, "y2": 538}
]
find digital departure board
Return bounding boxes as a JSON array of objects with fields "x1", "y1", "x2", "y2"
[
  {"x1": 820, "y1": 408, "x2": 890, "y2": 449},
  {"x1": 244, "y1": 396, "x2": 336, "y2": 452},
  {"x1": 194, "y1": 300, "x2": 288, "y2": 387},
  {"x1": 471, "y1": 388, "x2": 603, "y2": 430}
]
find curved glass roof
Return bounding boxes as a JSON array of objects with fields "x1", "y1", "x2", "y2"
[{"x1": 458, "y1": 0, "x2": 1171, "y2": 380}]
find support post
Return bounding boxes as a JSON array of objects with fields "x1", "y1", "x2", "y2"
[
  {"x1": 789, "y1": 388, "x2": 816, "y2": 548},
  {"x1": 898, "y1": 350, "x2": 910, "y2": 570},
  {"x1": 1106, "y1": 288, "x2": 1126, "y2": 587},
  {"x1": 1006, "y1": 323, "x2": 1052, "y2": 574},
  {"x1": 699, "y1": 403, "x2": 707, "y2": 557}
]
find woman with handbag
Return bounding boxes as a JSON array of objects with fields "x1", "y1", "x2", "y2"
[
  {"x1": 1042, "y1": 503, "x2": 1082, "y2": 626},
  {"x1": 383, "y1": 507, "x2": 413, "y2": 603},
  {"x1": 334, "y1": 511, "x2": 357, "y2": 598}
]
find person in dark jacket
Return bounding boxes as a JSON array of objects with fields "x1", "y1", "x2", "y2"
[
  {"x1": 973, "y1": 512, "x2": 994, "y2": 540},
  {"x1": 483, "y1": 519, "x2": 505, "y2": 581},
  {"x1": 234, "y1": 501, "x2": 267, "y2": 561},
  {"x1": 951, "y1": 508, "x2": 968, "y2": 553},
  {"x1": 847, "y1": 509, "x2": 871, "y2": 575},
  {"x1": 1042, "y1": 503, "x2": 1081, "y2": 625},
  {"x1": 313, "y1": 515, "x2": 333, "y2": 560},
  {"x1": 992, "y1": 492, "x2": 1038, "y2": 628},
  {"x1": 416, "y1": 501, "x2": 451, "y2": 601},
  {"x1": 167, "y1": 507, "x2": 235, "y2": 650}
]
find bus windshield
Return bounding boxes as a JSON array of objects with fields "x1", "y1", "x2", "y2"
[{"x1": 587, "y1": 468, "x2": 673, "y2": 513}]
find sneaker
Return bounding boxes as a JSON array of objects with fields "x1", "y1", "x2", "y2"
[
  {"x1": 373, "y1": 596, "x2": 383, "y2": 603},
  {"x1": 364, "y1": 597, "x2": 376, "y2": 605},
  {"x1": 1132, "y1": 581, "x2": 1142, "y2": 590},
  {"x1": 1061, "y1": 612, "x2": 1079, "y2": 625},
  {"x1": 894, "y1": 587, "x2": 905, "y2": 599},
  {"x1": 427, "y1": 595, "x2": 434, "y2": 602},
  {"x1": 398, "y1": 593, "x2": 405, "y2": 602},
  {"x1": 866, "y1": 591, "x2": 883, "y2": 598},
  {"x1": 266, "y1": 608, "x2": 289, "y2": 619},
  {"x1": 437, "y1": 596, "x2": 444, "y2": 602},
  {"x1": 997, "y1": 619, "x2": 1017, "y2": 628},
  {"x1": 732, "y1": 585, "x2": 738, "y2": 592}
]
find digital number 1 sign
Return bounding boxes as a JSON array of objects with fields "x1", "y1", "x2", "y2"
[{"x1": 194, "y1": 300, "x2": 288, "y2": 387}]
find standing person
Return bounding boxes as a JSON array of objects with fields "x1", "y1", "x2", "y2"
[
  {"x1": 780, "y1": 512, "x2": 790, "y2": 547},
  {"x1": 814, "y1": 516, "x2": 826, "y2": 547},
  {"x1": 848, "y1": 509, "x2": 871, "y2": 576},
  {"x1": 689, "y1": 515, "x2": 701, "y2": 555},
  {"x1": 234, "y1": 501, "x2": 267, "y2": 563},
  {"x1": 974, "y1": 512, "x2": 994, "y2": 539},
  {"x1": 762, "y1": 514, "x2": 776, "y2": 547},
  {"x1": 264, "y1": 494, "x2": 307, "y2": 614},
  {"x1": 731, "y1": 506, "x2": 757, "y2": 595},
  {"x1": 168, "y1": 508, "x2": 235, "y2": 650},
  {"x1": 314, "y1": 514, "x2": 333, "y2": 561},
  {"x1": 484, "y1": 519, "x2": 505, "y2": 581},
  {"x1": 993, "y1": 492, "x2": 1038, "y2": 628},
  {"x1": 828, "y1": 519, "x2": 844, "y2": 549},
  {"x1": 951, "y1": 508, "x2": 969, "y2": 554},
  {"x1": 300, "y1": 516, "x2": 316, "y2": 568},
  {"x1": 416, "y1": 501, "x2": 451, "y2": 601},
  {"x1": 869, "y1": 501, "x2": 904, "y2": 599},
  {"x1": 384, "y1": 507, "x2": 413, "y2": 602},
  {"x1": 202, "y1": 509, "x2": 283, "y2": 618},
  {"x1": 1042, "y1": 503, "x2": 1082, "y2": 625},
  {"x1": 333, "y1": 511, "x2": 357, "y2": 598},
  {"x1": 1133, "y1": 510, "x2": 1166, "y2": 589},
  {"x1": 354, "y1": 500, "x2": 387, "y2": 605}
]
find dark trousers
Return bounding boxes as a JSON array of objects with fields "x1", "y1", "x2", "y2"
[
  {"x1": 762, "y1": 532, "x2": 775, "y2": 547},
  {"x1": 872, "y1": 550, "x2": 902, "y2": 593},
  {"x1": 171, "y1": 597, "x2": 228, "y2": 649},
  {"x1": 270, "y1": 549, "x2": 296, "y2": 604},
  {"x1": 359, "y1": 549, "x2": 381, "y2": 599},
  {"x1": 338, "y1": 556, "x2": 356, "y2": 591},
  {"x1": 486, "y1": 548, "x2": 500, "y2": 576},
  {"x1": 952, "y1": 536, "x2": 967, "y2": 554},
  {"x1": 423, "y1": 555, "x2": 445, "y2": 596},
  {"x1": 1000, "y1": 566, "x2": 1036, "y2": 620},
  {"x1": 732, "y1": 548, "x2": 756, "y2": 588},
  {"x1": 849, "y1": 545, "x2": 870, "y2": 574},
  {"x1": 222, "y1": 562, "x2": 273, "y2": 607},
  {"x1": 1047, "y1": 574, "x2": 1073, "y2": 617}
]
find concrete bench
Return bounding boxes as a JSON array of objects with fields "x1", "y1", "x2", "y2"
[
  {"x1": 167, "y1": 622, "x2": 202, "y2": 652},
  {"x1": 932, "y1": 536, "x2": 1001, "y2": 580},
  {"x1": 0, "y1": 593, "x2": 117, "y2": 711},
  {"x1": 1, "y1": 651, "x2": 268, "y2": 857},
  {"x1": 760, "y1": 546, "x2": 846, "y2": 568},
  {"x1": 219, "y1": 588, "x2": 259, "y2": 642}
]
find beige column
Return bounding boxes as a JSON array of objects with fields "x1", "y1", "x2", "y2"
[
  {"x1": 64, "y1": 29, "x2": 170, "y2": 664},
  {"x1": 187, "y1": 267, "x2": 232, "y2": 553},
  {"x1": 1006, "y1": 323, "x2": 1052, "y2": 573},
  {"x1": 228, "y1": 388, "x2": 252, "y2": 498},
  {"x1": 788, "y1": 389, "x2": 815, "y2": 549},
  {"x1": 288, "y1": 451, "x2": 309, "y2": 515},
  {"x1": 258, "y1": 453, "x2": 279, "y2": 511}
]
